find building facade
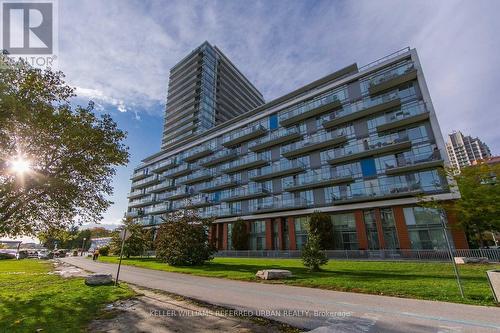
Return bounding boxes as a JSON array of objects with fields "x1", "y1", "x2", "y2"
[
  {"x1": 162, "y1": 42, "x2": 265, "y2": 149},
  {"x1": 446, "y1": 131, "x2": 492, "y2": 171},
  {"x1": 129, "y1": 47, "x2": 468, "y2": 252}
]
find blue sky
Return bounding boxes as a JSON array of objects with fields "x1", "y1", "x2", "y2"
[{"x1": 54, "y1": 0, "x2": 500, "y2": 229}]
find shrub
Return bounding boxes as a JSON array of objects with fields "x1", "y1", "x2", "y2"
[
  {"x1": 302, "y1": 233, "x2": 328, "y2": 272},
  {"x1": 155, "y1": 207, "x2": 216, "y2": 266},
  {"x1": 98, "y1": 245, "x2": 109, "y2": 256},
  {"x1": 309, "y1": 211, "x2": 335, "y2": 250}
]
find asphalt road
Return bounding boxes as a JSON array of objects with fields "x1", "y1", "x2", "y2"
[{"x1": 61, "y1": 257, "x2": 500, "y2": 333}]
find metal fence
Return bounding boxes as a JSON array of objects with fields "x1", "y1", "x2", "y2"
[{"x1": 214, "y1": 249, "x2": 500, "y2": 262}]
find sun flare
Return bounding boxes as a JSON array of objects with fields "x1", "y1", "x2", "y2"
[{"x1": 10, "y1": 158, "x2": 31, "y2": 174}]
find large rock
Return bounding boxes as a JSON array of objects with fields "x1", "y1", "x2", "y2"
[
  {"x1": 487, "y1": 270, "x2": 500, "y2": 303},
  {"x1": 85, "y1": 273, "x2": 113, "y2": 285},
  {"x1": 454, "y1": 257, "x2": 489, "y2": 264},
  {"x1": 255, "y1": 269, "x2": 292, "y2": 280}
]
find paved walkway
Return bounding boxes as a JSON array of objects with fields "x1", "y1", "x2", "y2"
[{"x1": 62, "y1": 257, "x2": 500, "y2": 333}]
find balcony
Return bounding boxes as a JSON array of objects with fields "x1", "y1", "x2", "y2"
[
  {"x1": 327, "y1": 138, "x2": 412, "y2": 165},
  {"x1": 222, "y1": 125, "x2": 268, "y2": 147},
  {"x1": 279, "y1": 96, "x2": 342, "y2": 127},
  {"x1": 281, "y1": 131, "x2": 347, "y2": 159},
  {"x1": 376, "y1": 101, "x2": 429, "y2": 133},
  {"x1": 151, "y1": 158, "x2": 178, "y2": 173},
  {"x1": 128, "y1": 189, "x2": 147, "y2": 199},
  {"x1": 199, "y1": 206, "x2": 241, "y2": 218},
  {"x1": 368, "y1": 62, "x2": 417, "y2": 95},
  {"x1": 178, "y1": 169, "x2": 214, "y2": 185},
  {"x1": 130, "y1": 169, "x2": 150, "y2": 181},
  {"x1": 223, "y1": 154, "x2": 269, "y2": 173},
  {"x1": 249, "y1": 196, "x2": 313, "y2": 213},
  {"x1": 326, "y1": 182, "x2": 442, "y2": 205},
  {"x1": 129, "y1": 195, "x2": 156, "y2": 208},
  {"x1": 135, "y1": 216, "x2": 154, "y2": 226},
  {"x1": 131, "y1": 174, "x2": 160, "y2": 189},
  {"x1": 199, "y1": 149, "x2": 238, "y2": 167},
  {"x1": 385, "y1": 151, "x2": 444, "y2": 176},
  {"x1": 323, "y1": 92, "x2": 401, "y2": 129},
  {"x1": 222, "y1": 184, "x2": 270, "y2": 202},
  {"x1": 163, "y1": 164, "x2": 191, "y2": 178},
  {"x1": 183, "y1": 145, "x2": 214, "y2": 163},
  {"x1": 249, "y1": 127, "x2": 302, "y2": 152},
  {"x1": 147, "y1": 203, "x2": 172, "y2": 215},
  {"x1": 160, "y1": 186, "x2": 192, "y2": 200},
  {"x1": 250, "y1": 160, "x2": 306, "y2": 181},
  {"x1": 146, "y1": 180, "x2": 176, "y2": 193},
  {"x1": 283, "y1": 169, "x2": 354, "y2": 192},
  {"x1": 199, "y1": 176, "x2": 240, "y2": 193},
  {"x1": 190, "y1": 194, "x2": 217, "y2": 208}
]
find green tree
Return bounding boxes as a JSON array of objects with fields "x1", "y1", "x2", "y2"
[
  {"x1": 302, "y1": 232, "x2": 328, "y2": 272},
  {"x1": 0, "y1": 55, "x2": 128, "y2": 237},
  {"x1": 155, "y1": 207, "x2": 216, "y2": 266},
  {"x1": 309, "y1": 211, "x2": 335, "y2": 250},
  {"x1": 419, "y1": 163, "x2": 500, "y2": 247},
  {"x1": 231, "y1": 219, "x2": 248, "y2": 250},
  {"x1": 109, "y1": 217, "x2": 148, "y2": 258}
]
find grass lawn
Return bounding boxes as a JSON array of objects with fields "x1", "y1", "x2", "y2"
[
  {"x1": 98, "y1": 256, "x2": 499, "y2": 306},
  {"x1": 0, "y1": 259, "x2": 134, "y2": 333}
]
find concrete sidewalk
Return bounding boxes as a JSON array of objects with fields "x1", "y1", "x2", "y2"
[{"x1": 62, "y1": 257, "x2": 500, "y2": 333}]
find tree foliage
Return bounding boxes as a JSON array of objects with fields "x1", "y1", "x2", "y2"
[
  {"x1": 109, "y1": 217, "x2": 150, "y2": 258},
  {"x1": 155, "y1": 207, "x2": 216, "y2": 266},
  {"x1": 419, "y1": 163, "x2": 500, "y2": 247},
  {"x1": 309, "y1": 211, "x2": 335, "y2": 250},
  {"x1": 0, "y1": 55, "x2": 128, "y2": 236},
  {"x1": 302, "y1": 232, "x2": 328, "y2": 272},
  {"x1": 231, "y1": 219, "x2": 249, "y2": 250},
  {"x1": 38, "y1": 226, "x2": 92, "y2": 250}
]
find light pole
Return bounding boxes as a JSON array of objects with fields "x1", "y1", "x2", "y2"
[
  {"x1": 80, "y1": 237, "x2": 87, "y2": 256},
  {"x1": 441, "y1": 211, "x2": 464, "y2": 298}
]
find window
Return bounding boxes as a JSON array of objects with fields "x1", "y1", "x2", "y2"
[
  {"x1": 294, "y1": 216, "x2": 309, "y2": 250},
  {"x1": 249, "y1": 220, "x2": 266, "y2": 250},
  {"x1": 380, "y1": 208, "x2": 399, "y2": 249},
  {"x1": 361, "y1": 158, "x2": 377, "y2": 177},
  {"x1": 227, "y1": 223, "x2": 233, "y2": 250},
  {"x1": 330, "y1": 213, "x2": 359, "y2": 250},
  {"x1": 363, "y1": 210, "x2": 380, "y2": 250},
  {"x1": 403, "y1": 207, "x2": 447, "y2": 249}
]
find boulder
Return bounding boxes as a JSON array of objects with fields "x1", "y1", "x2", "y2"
[
  {"x1": 487, "y1": 270, "x2": 500, "y2": 303},
  {"x1": 256, "y1": 269, "x2": 292, "y2": 280},
  {"x1": 454, "y1": 257, "x2": 489, "y2": 264},
  {"x1": 85, "y1": 273, "x2": 113, "y2": 285}
]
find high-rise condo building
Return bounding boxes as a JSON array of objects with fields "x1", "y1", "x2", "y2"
[
  {"x1": 128, "y1": 46, "x2": 468, "y2": 252},
  {"x1": 446, "y1": 131, "x2": 491, "y2": 171},
  {"x1": 162, "y1": 42, "x2": 265, "y2": 149}
]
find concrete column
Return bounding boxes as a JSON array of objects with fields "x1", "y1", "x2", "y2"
[
  {"x1": 393, "y1": 206, "x2": 411, "y2": 250},
  {"x1": 287, "y1": 217, "x2": 297, "y2": 250},
  {"x1": 355, "y1": 210, "x2": 368, "y2": 250},
  {"x1": 265, "y1": 219, "x2": 273, "y2": 250},
  {"x1": 374, "y1": 208, "x2": 386, "y2": 249}
]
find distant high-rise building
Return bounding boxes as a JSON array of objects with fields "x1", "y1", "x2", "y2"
[
  {"x1": 446, "y1": 131, "x2": 491, "y2": 170},
  {"x1": 161, "y1": 41, "x2": 265, "y2": 149}
]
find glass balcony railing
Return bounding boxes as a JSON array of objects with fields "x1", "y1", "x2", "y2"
[
  {"x1": 128, "y1": 195, "x2": 156, "y2": 207},
  {"x1": 326, "y1": 181, "x2": 443, "y2": 204},
  {"x1": 366, "y1": 61, "x2": 415, "y2": 90},
  {"x1": 135, "y1": 216, "x2": 154, "y2": 226},
  {"x1": 163, "y1": 164, "x2": 191, "y2": 178},
  {"x1": 177, "y1": 169, "x2": 214, "y2": 185},
  {"x1": 199, "y1": 175, "x2": 240, "y2": 192},
  {"x1": 326, "y1": 134, "x2": 411, "y2": 165},
  {"x1": 281, "y1": 130, "x2": 346, "y2": 157},
  {"x1": 146, "y1": 180, "x2": 175, "y2": 193},
  {"x1": 279, "y1": 89, "x2": 345, "y2": 125},
  {"x1": 183, "y1": 143, "x2": 215, "y2": 162},
  {"x1": 384, "y1": 149, "x2": 443, "y2": 175},
  {"x1": 199, "y1": 205, "x2": 241, "y2": 218},
  {"x1": 128, "y1": 189, "x2": 147, "y2": 199},
  {"x1": 374, "y1": 101, "x2": 428, "y2": 131},
  {"x1": 222, "y1": 124, "x2": 267, "y2": 146},
  {"x1": 248, "y1": 127, "x2": 301, "y2": 151},
  {"x1": 130, "y1": 169, "x2": 150, "y2": 181},
  {"x1": 221, "y1": 184, "x2": 270, "y2": 201},
  {"x1": 151, "y1": 158, "x2": 178, "y2": 173},
  {"x1": 199, "y1": 149, "x2": 238, "y2": 167},
  {"x1": 283, "y1": 167, "x2": 353, "y2": 191},
  {"x1": 223, "y1": 153, "x2": 270, "y2": 173},
  {"x1": 249, "y1": 195, "x2": 313, "y2": 213},
  {"x1": 158, "y1": 186, "x2": 192, "y2": 200},
  {"x1": 131, "y1": 174, "x2": 159, "y2": 189},
  {"x1": 250, "y1": 159, "x2": 306, "y2": 180},
  {"x1": 146, "y1": 202, "x2": 172, "y2": 214}
]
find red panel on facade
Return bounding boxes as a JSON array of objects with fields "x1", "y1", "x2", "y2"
[
  {"x1": 265, "y1": 219, "x2": 273, "y2": 250},
  {"x1": 222, "y1": 223, "x2": 228, "y2": 250},
  {"x1": 446, "y1": 209, "x2": 469, "y2": 249},
  {"x1": 354, "y1": 210, "x2": 368, "y2": 250},
  {"x1": 393, "y1": 206, "x2": 411, "y2": 250},
  {"x1": 287, "y1": 217, "x2": 297, "y2": 250},
  {"x1": 277, "y1": 218, "x2": 284, "y2": 250}
]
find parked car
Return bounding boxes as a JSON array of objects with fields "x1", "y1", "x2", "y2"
[
  {"x1": 53, "y1": 249, "x2": 67, "y2": 258},
  {"x1": 27, "y1": 251, "x2": 39, "y2": 258},
  {"x1": 16, "y1": 250, "x2": 28, "y2": 259},
  {"x1": 37, "y1": 250, "x2": 53, "y2": 259}
]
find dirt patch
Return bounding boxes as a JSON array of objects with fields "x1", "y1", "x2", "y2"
[
  {"x1": 89, "y1": 286, "x2": 300, "y2": 333},
  {"x1": 51, "y1": 260, "x2": 88, "y2": 278}
]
